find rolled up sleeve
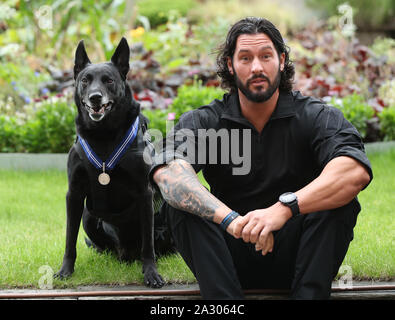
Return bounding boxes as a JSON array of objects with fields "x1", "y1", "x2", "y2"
[
  {"x1": 311, "y1": 106, "x2": 373, "y2": 189},
  {"x1": 148, "y1": 110, "x2": 207, "y2": 188}
]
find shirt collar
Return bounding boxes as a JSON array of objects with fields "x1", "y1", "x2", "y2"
[{"x1": 221, "y1": 90, "x2": 296, "y2": 123}]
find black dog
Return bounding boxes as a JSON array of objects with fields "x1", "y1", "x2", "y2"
[{"x1": 54, "y1": 38, "x2": 166, "y2": 288}]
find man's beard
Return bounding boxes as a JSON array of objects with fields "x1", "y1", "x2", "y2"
[{"x1": 234, "y1": 67, "x2": 281, "y2": 103}]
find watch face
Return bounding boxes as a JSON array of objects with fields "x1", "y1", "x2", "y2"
[{"x1": 280, "y1": 192, "x2": 297, "y2": 203}]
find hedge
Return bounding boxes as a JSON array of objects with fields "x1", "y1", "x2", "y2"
[{"x1": 1, "y1": 87, "x2": 394, "y2": 153}]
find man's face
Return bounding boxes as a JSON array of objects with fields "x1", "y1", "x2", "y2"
[{"x1": 228, "y1": 33, "x2": 285, "y2": 103}]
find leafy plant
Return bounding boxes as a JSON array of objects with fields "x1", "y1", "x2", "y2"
[
  {"x1": 0, "y1": 115, "x2": 22, "y2": 152},
  {"x1": 331, "y1": 94, "x2": 374, "y2": 138},
  {"x1": 1, "y1": 0, "x2": 129, "y2": 64},
  {"x1": 306, "y1": 0, "x2": 395, "y2": 29},
  {"x1": 143, "y1": 81, "x2": 224, "y2": 136},
  {"x1": 0, "y1": 96, "x2": 77, "y2": 153},
  {"x1": 378, "y1": 106, "x2": 395, "y2": 141},
  {"x1": 0, "y1": 62, "x2": 51, "y2": 110},
  {"x1": 136, "y1": 0, "x2": 197, "y2": 28},
  {"x1": 142, "y1": 108, "x2": 168, "y2": 137},
  {"x1": 22, "y1": 100, "x2": 77, "y2": 153},
  {"x1": 169, "y1": 81, "x2": 224, "y2": 122},
  {"x1": 378, "y1": 80, "x2": 395, "y2": 107}
]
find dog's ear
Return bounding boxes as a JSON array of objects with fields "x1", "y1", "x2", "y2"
[
  {"x1": 74, "y1": 40, "x2": 91, "y2": 80},
  {"x1": 111, "y1": 37, "x2": 130, "y2": 80}
]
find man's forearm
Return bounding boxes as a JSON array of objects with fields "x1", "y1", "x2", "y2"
[
  {"x1": 295, "y1": 156, "x2": 371, "y2": 214},
  {"x1": 153, "y1": 159, "x2": 231, "y2": 223},
  {"x1": 232, "y1": 156, "x2": 371, "y2": 252}
]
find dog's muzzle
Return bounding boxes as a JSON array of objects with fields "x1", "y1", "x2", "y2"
[{"x1": 82, "y1": 100, "x2": 113, "y2": 122}]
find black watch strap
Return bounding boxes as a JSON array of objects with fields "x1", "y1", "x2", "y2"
[{"x1": 288, "y1": 200, "x2": 300, "y2": 217}]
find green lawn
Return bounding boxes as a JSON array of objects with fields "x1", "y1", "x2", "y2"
[
  {"x1": 342, "y1": 148, "x2": 395, "y2": 280},
  {"x1": 0, "y1": 148, "x2": 394, "y2": 288},
  {"x1": 0, "y1": 170, "x2": 195, "y2": 288}
]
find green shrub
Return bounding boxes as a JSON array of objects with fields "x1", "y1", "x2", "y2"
[
  {"x1": 142, "y1": 108, "x2": 168, "y2": 137},
  {"x1": 136, "y1": 0, "x2": 197, "y2": 28},
  {"x1": 143, "y1": 82, "x2": 225, "y2": 136},
  {"x1": 23, "y1": 100, "x2": 77, "y2": 153},
  {"x1": 378, "y1": 106, "x2": 395, "y2": 141},
  {"x1": 0, "y1": 115, "x2": 22, "y2": 152},
  {"x1": 331, "y1": 94, "x2": 374, "y2": 139},
  {"x1": 170, "y1": 82, "x2": 224, "y2": 122},
  {"x1": 0, "y1": 97, "x2": 77, "y2": 153},
  {"x1": 306, "y1": 0, "x2": 395, "y2": 28}
]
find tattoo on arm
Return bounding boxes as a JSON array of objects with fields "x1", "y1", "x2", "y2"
[{"x1": 155, "y1": 160, "x2": 224, "y2": 221}]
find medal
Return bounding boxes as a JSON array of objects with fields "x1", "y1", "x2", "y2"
[
  {"x1": 77, "y1": 117, "x2": 140, "y2": 186},
  {"x1": 98, "y1": 163, "x2": 110, "y2": 185}
]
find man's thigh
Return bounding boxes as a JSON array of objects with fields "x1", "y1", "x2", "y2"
[{"x1": 224, "y1": 215, "x2": 304, "y2": 290}]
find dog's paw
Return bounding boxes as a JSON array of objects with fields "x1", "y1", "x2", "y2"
[
  {"x1": 53, "y1": 267, "x2": 74, "y2": 280},
  {"x1": 53, "y1": 271, "x2": 70, "y2": 280},
  {"x1": 144, "y1": 273, "x2": 165, "y2": 288},
  {"x1": 143, "y1": 265, "x2": 165, "y2": 288}
]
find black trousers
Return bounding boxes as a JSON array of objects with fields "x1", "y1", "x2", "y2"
[{"x1": 163, "y1": 202, "x2": 359, "y2": 300}]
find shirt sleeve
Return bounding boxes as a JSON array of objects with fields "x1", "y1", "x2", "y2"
[
  {"x1": 310, "y1": 105, "x2": 373, "y2": 189},
  {"x1": 148, "y1": 109, "x2": 207, "y2": 187}
]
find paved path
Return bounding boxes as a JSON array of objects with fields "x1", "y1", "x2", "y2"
[{"x1": 0, "y1": 280, "x2": 394, "y2": 300}]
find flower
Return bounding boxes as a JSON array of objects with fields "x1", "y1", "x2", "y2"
[
  {"x1": 167, "y1": 112, "x2": 176, "y2": 121},
  {"x1": 130, "y1": 26, "x2": 145, "y2": 38},
  {"x1": 41, "y1": 87, "x2": 49, "y2": 95}
]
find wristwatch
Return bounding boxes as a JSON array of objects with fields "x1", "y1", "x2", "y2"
[{"x1": 279, "y1": 192, "x2": 300, "y2": 217}]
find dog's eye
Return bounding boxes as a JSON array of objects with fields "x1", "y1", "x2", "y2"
[
  {"x1": 106, "y1": 79, "x2": 114, "y2": 84},
  {"x1": 81, "y1": 78, "x2": 88, "y2": 84}
]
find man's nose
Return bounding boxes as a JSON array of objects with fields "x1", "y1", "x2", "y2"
[
  {"x1": 251, "y1": 57, "x2": 264, "y2": 74},
  {"x1": 89, "y1": 92, "x2": 103, "y2": 105}
]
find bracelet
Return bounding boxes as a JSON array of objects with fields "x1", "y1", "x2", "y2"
[{"x1": 220, "y1": 211, "x2": 240, "y2": 231}]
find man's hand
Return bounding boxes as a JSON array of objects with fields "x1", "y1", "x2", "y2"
[{"x1": 227, "y1": 203, "x2": 292, "y2": 255}]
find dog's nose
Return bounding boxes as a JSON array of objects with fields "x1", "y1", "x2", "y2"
[{"x1": 89, "y1": 92, "x2": 103, "y2": 105}]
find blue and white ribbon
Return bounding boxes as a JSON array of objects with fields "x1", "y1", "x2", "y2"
[{"x1": 78, "y1": 116, "x2": 140, "y2": 171}]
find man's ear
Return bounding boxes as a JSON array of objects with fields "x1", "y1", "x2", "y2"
[
  {"x1": 74, "y1": 40, "x2": 91, "y2": 80},
  {"x1": 280, "y1": 52, "x2": 285, "y2": 72},
  {"x1": 227, "y1": 57, "x2": 234, "y2": 75},
  {"x1": 111, "y1": 37, "x2": 130, "y2": 80}
]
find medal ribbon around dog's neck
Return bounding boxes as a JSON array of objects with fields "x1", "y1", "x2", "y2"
[{"x1": 77, "y1": 116, "x2": 140, "y2": 185}]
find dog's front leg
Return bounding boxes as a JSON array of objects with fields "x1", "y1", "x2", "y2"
[
  {"x1": 140, "y1": 192, "x2": 165, "y2": 288},
  {"x1": 54, "y1": 191, "x2": 84, "y2": 279}
]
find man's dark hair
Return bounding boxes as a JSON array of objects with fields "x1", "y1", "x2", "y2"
[{"x1": 216, "y1": 17, "x2": 295, "y2": 93}]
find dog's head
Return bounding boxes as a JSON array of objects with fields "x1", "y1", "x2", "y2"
[{"x1": 74, "y1": 37, "x2": 131, "y2": 123}]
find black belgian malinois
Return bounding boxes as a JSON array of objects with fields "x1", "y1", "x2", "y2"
[{"x1": 54, "y1": 38, "x2": 165, "y2": 288}]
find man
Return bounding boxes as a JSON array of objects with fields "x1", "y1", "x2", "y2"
[{"x1": 149, "y1": 17, "x2": 372, "y2": 299}]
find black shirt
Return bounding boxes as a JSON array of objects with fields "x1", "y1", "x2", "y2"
[{"x1": 150, "y1": 91, "x2": 373, "y2": 215}]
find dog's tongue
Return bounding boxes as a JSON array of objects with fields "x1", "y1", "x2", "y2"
[{"x1": 93, "y1": 106, "x2": 105, "y2": 114}]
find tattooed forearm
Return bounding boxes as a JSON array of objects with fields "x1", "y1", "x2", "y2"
[{"x1": 154, "y1": 159, "x2": 226, "y2": 221}]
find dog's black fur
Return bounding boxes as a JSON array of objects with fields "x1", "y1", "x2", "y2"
[{"x1": 54, "y1": 38, "x2": 168, "y2": 288}]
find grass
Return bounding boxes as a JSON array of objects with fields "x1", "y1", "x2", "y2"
[
  {"x1": 0, "y1": 170, "x2": 195, "y2": 288},
  {"x1": 342, "y1": 148, "x2": 395, "y2": 280},
  {"x1": 0, "y1": 148, "x2": 394, "y2": 288}
]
